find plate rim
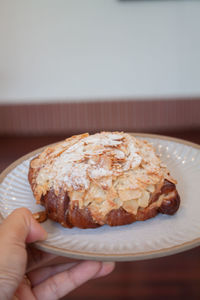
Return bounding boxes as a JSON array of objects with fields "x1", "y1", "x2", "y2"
[
  {"x1": 0, "y1": 132, "x2": 200, "y2": 261},
  {"x1": 34, "y1": 236, "x2": 200, "y2": 262}
]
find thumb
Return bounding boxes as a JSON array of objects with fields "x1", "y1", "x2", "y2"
[
  {"x1": 0, "y1": 207, "x2": 47, "y2": 244},
  {"x1": 0, "y1": 208, "x2": 47, "y2": 299}
]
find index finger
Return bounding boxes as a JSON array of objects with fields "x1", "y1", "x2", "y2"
[{"x1": 32, "y1": 261, "x2": 115, "y2": 300}]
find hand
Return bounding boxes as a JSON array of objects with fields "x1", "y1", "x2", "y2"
[{"x1": 0, "y1": 208, "x2": 115, "y2": 300}]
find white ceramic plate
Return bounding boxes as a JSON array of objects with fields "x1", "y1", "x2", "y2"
[{"x1": 0, "y1": 133, "x2": 200, "y2": 261}]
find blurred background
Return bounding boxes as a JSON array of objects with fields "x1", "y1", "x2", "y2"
[{"x1": 0, "y1": 0, "x2": 200, "y2": 299}]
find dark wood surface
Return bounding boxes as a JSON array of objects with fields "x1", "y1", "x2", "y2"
[{"x1": 0, "y1": 130, "x2": 200, "y2": 300}]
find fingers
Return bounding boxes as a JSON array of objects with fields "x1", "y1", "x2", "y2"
[
  {"x1": 27, "y1": 246, "x2": 76, "y2": 272},
  {"x1": 32, "y1": 261, "x2": 115, "y2": 300},
  {"x1": 14, "y1": 277, "x2": 35, "y2": 300},
  {"x1": 0, "y1": 208, "x2": 47, "y2": 299},
  {"x1": 28, "y1": 262, "x2": 79, "y2": 286},
  {"x1": 28, "y1": 260, "x2": 115, "y2": 287},
  {"x1": 93, "y1": 261, "x2": 115, "y2": 279},
  {"x1": 27, "y1": 246, "x2": 57, "y2": 272}
]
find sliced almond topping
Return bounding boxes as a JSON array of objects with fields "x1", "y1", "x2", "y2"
[
  {"x1": 138, "y1": 190, "x2": 150, "y2": 208},
  {"x1": 85, "y1": 183, "x2": 107, "y2": 204},
  {"x1": 70, "y1": 190, "x2": 85, "y2": 201},
  {"x1": 113, "y1": 198, "x2": 122, "y2": 207},
  {"x1": 123, "y1": 199, "x2": 139, "y2": 214},
  {"x1": 30, "y1": 132, "x2": 177, "y2": 221},
  {"x1": 118, "y1": 189, "x2": 142, "y2": 201},
  {"x1": 146, "y1": 184, "x2": 155, "y2": 193},
  {"x1": 30, "y1": 158, "x2": 41, "y2": 169},
  {"x1": 107, "y1": 186, "x2": 118, "y2": 201}
]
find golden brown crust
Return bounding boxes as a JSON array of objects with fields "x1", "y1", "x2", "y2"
[
  {"x1": 159, "y1": 191, "x2": 180, "y2": 215},
  {"x1": 32, "y1": 211, "x2": 47, "y2": 223},
  {"x1": 29, "y1": 176, "x2": 180, "y2": 228},
  {"x1": 67, "y1": 202, "x2": 100, "y2": 229},
  {"x1": 106, "y1": 207, "x2": 136, "y2": 226}
]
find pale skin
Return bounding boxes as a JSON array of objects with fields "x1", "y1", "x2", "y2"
[{"x1": 0, "y1": 208, "x2": 115, "y2": 300}]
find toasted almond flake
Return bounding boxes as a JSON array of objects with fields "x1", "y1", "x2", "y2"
[
  {"x1": 70, "y1": 190, "x2": 85, "y2": 201},
  {"x1": 118, "y1": 189, "x2": 142, "y2": 201},
  {"x1": 146, "y1": 184, "x2": 155, "y2": 193},
  {"x1": 138, "y1": 190, "x2": 150, "y2": 208},
  {"x1": 123, "y1": 199, "x2": 139, "y2": 214},
  {"x1": 85, "y1": 183, "x2": 107, "y2": 203}
]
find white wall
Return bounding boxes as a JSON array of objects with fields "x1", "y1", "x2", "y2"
[{"x1": 0, "y1": 0, "x2": 200, "y2": 104}]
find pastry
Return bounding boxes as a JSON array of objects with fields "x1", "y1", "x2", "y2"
[{"x1": 28, "y1": 132, "x2": 180, "y2": 228}]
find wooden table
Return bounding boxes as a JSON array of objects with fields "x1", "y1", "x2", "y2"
[{"x1": 0, "y1": 130, "x2": 200, "y2": 300}]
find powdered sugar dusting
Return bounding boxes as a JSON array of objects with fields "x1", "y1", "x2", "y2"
[
  {"x1": 84, "y1": 132, "x2": 124, "y2": 147},
  {"x1": 89, "y1": 167, "x2": 112, "y2": 179},
  {"x1": 35, "y1": 132, "x2": 143, "y2": 192},
  {"x1": 65, "y1": 163, "x2": 90, "y2": 190}
]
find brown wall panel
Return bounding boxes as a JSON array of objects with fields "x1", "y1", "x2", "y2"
[{"x1": 0, "y1": 98, "x2": 199, "y2": 135}]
